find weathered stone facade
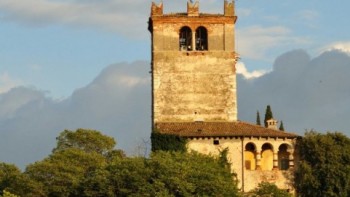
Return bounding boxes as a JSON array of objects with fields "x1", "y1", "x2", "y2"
[
  {"x1": 155, "y1": 121, "x2": 298, "y2": 192},
  {"x1": 149, "y1": 1, "x2": 238, "y2": 123},
  {"x1": 187, "y1": 137, "x2": 296, "y2": 192},
  {"x1": 149, "y1": 0, "x2": 299, "y2": 193}
]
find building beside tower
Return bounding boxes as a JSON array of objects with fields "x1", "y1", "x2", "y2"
[{"x1": 148, "y1": 0, "x2": 298, "y2": 192}]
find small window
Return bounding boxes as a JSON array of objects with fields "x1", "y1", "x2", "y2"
[
  {"x1": 179, "y1": 26, "x2": 192, "y2": 51},
  {"x1": 195, "y1": 26, "x2": 208, "y2": 51},
  {"x1": 213, "y1": 139, "x2": 220, "y2": 145}
]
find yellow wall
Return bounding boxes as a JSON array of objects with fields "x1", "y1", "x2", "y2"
[
  {"x1": 244, "y1": 151, "x2": 256, "y2": 170},
  {"x1": 261, "y1": 149, "x2": 273, "y2": 171}
]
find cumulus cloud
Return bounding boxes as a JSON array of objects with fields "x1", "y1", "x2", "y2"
[
  {"x1": 1, "y1": 50, "x2": 350, "y2": 168},
  {"x1": 0, "y1": 0, "x2": 222, "y2": 38},
  {"x1": 0, "y1": 0, "x2": 150, "y2": 37},
  {"x1": 236, "y1": 25, "x2": 308, "y2": 60},
  {"x1": 238, "y1": 49, "x2": 350, "y2": 135},
  {"x1": 320, "y1": 42, "x2": 350, "y2": 55},
  {"x1": 0, "y1": 61, "x2": 151, "y2": 168},
  {"x1": 236, "y1": 61, "x2": 268, "y2": 79},
  {"x1": 0, "y1": 72, "x2": 23, "y2": 94}
]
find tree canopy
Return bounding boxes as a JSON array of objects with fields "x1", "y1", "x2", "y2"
[
  {"x1": 294, "y1": 131, "x2": 350, "y2": 197},
  {"x1": 250, "y1": 182, "x2": 292, "y2": 197},
  {"x1": 0, "y1": 128, "x2": 240, "y2": 197},
  {"x1": 53, "y1": 128, "x2": 116, "y2": 155},
  {"x1": 264, "y1": 105, "x2": 274, "y2": 128},
  {"x1": 256, "y1": 111, "x2": 261, "y2": 126},
  {"x1": 279, "y1": 121, "x2": 285, "y2": 131}
]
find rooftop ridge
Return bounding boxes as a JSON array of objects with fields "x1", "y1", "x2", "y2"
[{"x1": 155, "y1": 121, "x2": 299, "y2": 138}]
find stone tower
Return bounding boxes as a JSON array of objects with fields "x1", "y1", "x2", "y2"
[
  {"x1": 149, "y1": 1, "x2": 299, "y2": 193},
  {"x1": 148, "y1": 0, "x2": 238, "y2": 126}
]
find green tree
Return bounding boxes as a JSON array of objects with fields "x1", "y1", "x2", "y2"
[
  {"x1": 149, "y1": 151, "x2": 240, "y2": 196},
  {"x1": 279, "y1": 121, "x2": 285, "y2": 131},
  {"x1": 256, "y1": 111, "x2": 261, "y2": 126},
  {"x1": 0, "y1": 163, "x2": 44, "y2": 197},
  {"x1": 53, "y1": 129, "x2": 116, "y2": 155},
  {"x1": 0, "y1": 190, "x2": 19, "y2": 197},
  {"x1": 79, "y1": 167, "x2": 114, "y2": 197},
  {"x1": 105, "y1": 151, "x2": 240, "y2": 196},
  {"x1": 107, "y1": 157, "x2": 156, "y2": 196},
  {"x1": 25, "y1": 148, "x2": 107, "y2": 197},
  {"x1": 250, "y1": 182, "x2": 292, "y2": 197},
  {"x1": 24, "y1": 129, "x2": 127, "y2": 197},
  {"x1": 0, "y1": 163, "x2": 21, "y2": 196},
  {"x1": 294, "y1": 131, "x2": 350, "y2": 197},
  {"x1": 264, "y1": 105, "x2": 274, "y2": 128}
]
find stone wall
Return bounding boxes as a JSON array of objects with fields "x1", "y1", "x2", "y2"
[
  {"x1": 187, "y1": 137, "x2": 296, "y2": 192},
  {"x1": 151, "y1": 15, "x2": 237, "y2": 122},
  {"x1": 153, "y1": 51, "x2": 237, "y2": 122}
]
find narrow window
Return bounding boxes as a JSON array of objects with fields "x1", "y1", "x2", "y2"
[
  {"x1": 213, "y1": 139, "x2": 220, "y2": 145},
  {"x1": 195, "y1": 26, "x2": 208, "y2": 51},
  {"x1": 179, "y1": 26, "x2": 192, "y2": 51}
]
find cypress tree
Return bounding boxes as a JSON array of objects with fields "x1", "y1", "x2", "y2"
[
  {"x1": 279, "y1": 121, "x2": 285, "y2": 131},
  {"x1": 256, "y1": 111, "x2": 261, "y2": 126},
  {"x1": 264, "y1": 105, "x2": 274, "y2": 128}
]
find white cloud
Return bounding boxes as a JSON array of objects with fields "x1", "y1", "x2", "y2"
[
  {"x1": 0, "y1": 0, "x2": 150, "y2": 37},
  {"x1": 238, "y1": 49, "x2": 350, "y2": 135},
  {"x1": 320, "y1": 42, "x2": 350, "y2": 55},
  {"x1": 0, "y1": 72, "x2": 22, "y2": 93},
  {"x1": 1, "y1": 51, "x2": 350, "y2": 169},
  {"x1": 118, "y1": 76, "x2": 150, "y2": 87},
  {"x1": 237, "y1": 25, "x2": 308, "y2": 60},
  {"x1": 0, "y1": 0, "x2": 226, "y2": 38},
  {"x1": 236, "y1": 62, "x2": 268, "y2": 79},
  {"x1": 0, "y1": 61, "x2": 151, "y2": 168}
]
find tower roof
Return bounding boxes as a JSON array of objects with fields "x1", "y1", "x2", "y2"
[{"x1": 155, "y1": 121, "x2": 298, "y2": 138}]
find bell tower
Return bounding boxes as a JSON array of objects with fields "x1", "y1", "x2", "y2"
[{"x1": 149, "y1": 0, "x2": 238, "y2": 126}]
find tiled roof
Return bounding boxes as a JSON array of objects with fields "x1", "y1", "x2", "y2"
[
  {"x1": 155, "y1": 121, "x2": 299, "y2": 138},
  {"x1": 162, "y1": 13, "x2": 224, "y2": 17}
]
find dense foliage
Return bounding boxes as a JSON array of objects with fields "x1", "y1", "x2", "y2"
[
  {"x1": 294, "y1": 131, "x2": 350, "y2": 197},
  {"x1": 151, "y1": 131, "x2": 187, "y2": 152},
  {"x1": 249, "y1": 182, "x2": 291, "y2": 197},
  {"x1": 0, "y1": 190, "x2": 19, "y2": 197},
  {"x1": 279, "y1": 121, "x2": 284, "y2": 131},
  {"x1": 0, "y1": 129, "x2": 239, "y2": 197},
  {"x1": 264, "y1": 105, "x2": 274, "y2": 128},
  {"x1": 53, "y1": 129, "x2": 116, "y2": 155},
  {"x1": 256, "y1": 111, "x2": 261, "y2": 126}
]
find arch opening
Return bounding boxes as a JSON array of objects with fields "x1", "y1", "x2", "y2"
[
  {"x1": 195, "y1": 26, "x2": 208, "y2": 51},
  {"x1": 261, "y1": 143, "x2": 274, "y2": 171},
  {"x1": 278, "y1": 144, "x2": 290, "y2": 170},
  {"x1": 179, "y1": 26, "x2": 192, "y2": 51},
  {"x1": 244, "y1": 142, "x2": 256, "y2": 170}
]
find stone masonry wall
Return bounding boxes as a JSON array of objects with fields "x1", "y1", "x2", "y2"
[
  {"x1": 153, "y1": 51, "x2": 236, "y2": 122},
  {"x1": 151, "y1": 17, "x2": 237, "y2": 122},
  {"x1": 187, "y1": 137, "x2": 296, "y2": 192}
]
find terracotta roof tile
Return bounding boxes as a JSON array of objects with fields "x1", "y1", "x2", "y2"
[{"x1": 155, "y1": 121, "x2": 298, "y2": 138}]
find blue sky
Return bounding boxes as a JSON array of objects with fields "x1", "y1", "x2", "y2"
[{"x1": 1, "y1": 0, "x2": 349, "y2": 98}]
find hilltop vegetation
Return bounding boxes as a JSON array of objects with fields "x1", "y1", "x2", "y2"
[
  {"x1": 1, "y1": 129, "x2": 349, "y2": 196},
  {"x1": 294, "y1": 131, "x2": 350, "y2": 197},
  {"x1": 0, "y1": 129, "x2": 239, "y2": 197}
]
